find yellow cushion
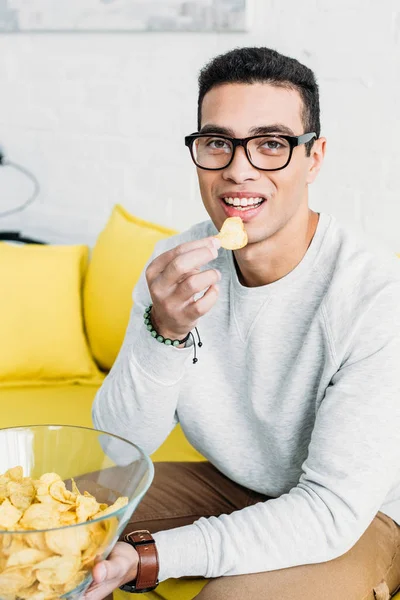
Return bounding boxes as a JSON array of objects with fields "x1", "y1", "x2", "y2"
[
  {"x1": 84, "y1": 204, "x2": 177, "y2": 371},
  {"x1": 0, "y1": 243, "x2": 102, "y2": 387}
]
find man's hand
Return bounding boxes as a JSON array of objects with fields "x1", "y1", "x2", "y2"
[
  {"x1": 146, "y1": 236, "x2": 221, "y2": 340},
  {"x1": 85, "y1": 542, "x2": 138, "y2": 600}
]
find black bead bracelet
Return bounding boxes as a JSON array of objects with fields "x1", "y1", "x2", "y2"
[{"x1": 143, "y1": 305, "x2": 190, "y2": 346}]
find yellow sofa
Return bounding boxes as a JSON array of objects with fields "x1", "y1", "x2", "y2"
[
  {"x1": 1, "y1": 204, "x2": 398, "y2": 599},
  {"x1": 0, "y1": 204, "x2": 208, "y2": 599}
]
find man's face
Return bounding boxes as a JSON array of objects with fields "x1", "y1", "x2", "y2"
[{"x1": 197, "y1": 82, "x2": 325, "y2": 245}]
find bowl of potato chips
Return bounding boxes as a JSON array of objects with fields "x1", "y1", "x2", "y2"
[{"x1": 0, "y1": 425, "x2": 154, "y2": 600}]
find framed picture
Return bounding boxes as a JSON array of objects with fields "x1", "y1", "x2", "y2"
[{"x1": 0, "y1": 0, "x2": 248, "y2": 33}]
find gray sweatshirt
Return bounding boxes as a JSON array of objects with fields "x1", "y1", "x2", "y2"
[{"x1": 92, "y1": 212, "x2": 400, "y2": 582}]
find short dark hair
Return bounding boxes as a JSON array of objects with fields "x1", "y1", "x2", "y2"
[{"x1": 197, "y1": 47, "x2": 320, "y2": 155}]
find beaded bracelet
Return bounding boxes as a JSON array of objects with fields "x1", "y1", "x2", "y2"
[{"x1": 143, "y1": 304, "x2": 202, "y2": 363}]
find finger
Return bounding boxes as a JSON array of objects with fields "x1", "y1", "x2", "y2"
[
  {"x1": 86, "y1": 560, "x2": 123, "y2": 600},
  {"x1": 176, "y1": 266, "x2": 201, "y2": 284},
  {"x1": 175, "y1": 269, "x2": 221, "y2": 304},
  {"x1": 184, "y1": 283, "x2": 220, "y2": 320},
  {"x1": 91, "y1": 561, "x2": 109, "y2": 584},
  {"x1": 153, "y1": 245, "x2": 219, "y2": 294},
  {"x1": 92, "y1": 555, "x2": 124, "y2": 583},
  {"x1": 146, "y1": 236, "x2": 220, "y2": 286}
]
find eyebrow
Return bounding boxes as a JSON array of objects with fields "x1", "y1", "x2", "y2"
[{"x1": 199, "y1": 123, "x2": 296, "y2": 136}]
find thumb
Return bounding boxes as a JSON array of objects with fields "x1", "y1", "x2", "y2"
[{"x1": 92, "y1": 558, "x2": 122, "y2": 584}]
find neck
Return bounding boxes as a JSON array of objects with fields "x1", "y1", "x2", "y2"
[{"x1": 234, "y1": 208, "x2": 320, "y2": 287}]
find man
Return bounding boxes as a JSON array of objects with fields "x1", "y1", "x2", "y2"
[{"x1": 88, "y1": 47, "x2": 400, "y2": 599}]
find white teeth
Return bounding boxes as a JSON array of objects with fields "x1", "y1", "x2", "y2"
[{"x1": 222, "y1": 197, "x2": 264, "y2": 208}]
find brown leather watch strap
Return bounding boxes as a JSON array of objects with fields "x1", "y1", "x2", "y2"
[{"x1": 124, "y1": 530, "x2": 159, "y2": 591}]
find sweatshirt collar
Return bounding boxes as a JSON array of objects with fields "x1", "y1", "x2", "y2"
[{"x1": 226, "y1": 212, "x2": 333, "y2": 297}]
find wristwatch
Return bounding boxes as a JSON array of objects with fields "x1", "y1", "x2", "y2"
[{"x1": 119, "y1": 530, "x2": 159, "y2": 593}]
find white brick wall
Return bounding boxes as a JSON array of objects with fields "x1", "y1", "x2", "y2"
[{"x1": 0, "y1": 0, "x2": 399, "y2": 249}]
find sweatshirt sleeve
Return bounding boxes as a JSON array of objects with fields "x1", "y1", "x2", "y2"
[
  {"x1": 153, "y1": 283, "x2": 400, "y2": 581},
  {"x1": 91, "y1": 239, "x2": 194, "y2": 455}
]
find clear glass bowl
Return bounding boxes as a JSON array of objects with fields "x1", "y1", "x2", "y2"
[{"x1": 0, "y1": 425, "x2": 154, "y2": 599}]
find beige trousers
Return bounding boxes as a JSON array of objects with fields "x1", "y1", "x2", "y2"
[{"x1": 117, "y1": 461, "x2": 400, "y2": 600}]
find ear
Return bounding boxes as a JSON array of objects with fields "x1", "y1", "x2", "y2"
[{"x1": 306, "y1": 137, "x2": 327, "y2": 184}]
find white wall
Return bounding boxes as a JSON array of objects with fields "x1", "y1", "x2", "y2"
[{"x1": 0, "y1": 0, "x2": 399, "y2": 249}]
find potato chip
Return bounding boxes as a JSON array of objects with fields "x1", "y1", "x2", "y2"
[
  {"x1": 35, "y1": 498, "x2": 73, "y2": 514},
  {"x1": 16, "y1": 582, "x2": 55, "y2": 600},
  {"x1": 92, "y1": 496, "x2": 128, "y2": 520},
  {"x1": 37, "y1": 584, "x2": 64, "y2": 599},
  {"x1": 37, "y1": 580, "x2": 64, "y2": 597},
  {"x1": 6, "y1": 548, "x2": 50, "y2": 568},
  {"x1": 63, "y1": 569, "x2": 87, "y2": 594},
  {"x1": 81, "y1": 544, "x2": 101, "y2": 568},
  {"x1": 0, "y1": 474, "x2": 10, "y2": 502},
  {"x1": 81, "y1": 523, "x2": 108, "y2": 567},
  {"x1": 36, "y1": 473, "x2": 61, "y2": 488},
  {"x1": 216, "y1": 216, "x2": 248, "y2": 250},
  {"x1": 48, "y1": 480, "x2": 76, "y2": 505},
  {"x1": 35, "y1": 554, "x2": 81, "y2": 585},
  {"x1": 19, "y1": 504, "x2": 60, "y2": 531},
  {"x1": 90, "y1": 521, "x2": 108, "y2": 543},
  {"x1": 24, "y1": 532, "x2": 47, "y2": 551},
  {"x1": 76, "y1": 495, "x2": 100, "y2": 523},
  {"x1": 34, "y1": 474, "x2": 61, "y2": 500},
  {"x1": 58, "y1": 510, "x2": 77, "y2": 526},
  {"x1": 70, "y1": 478, "x2": 81, "y2": 496},
  {"x1": 0, "y1": 499, "x2": 23, "y2": 529},
  {"x1": 1, "y1": 536, "x2": 29, "y2": 557},
  {"x1": 0, "y1": 567, "x2": 35, "y2": 593},
  {"x1": 45, "y1": 526, "x2": 90, "y2": 556},
  {"x1": 5, "y1": 467, "x2": 23, "y2": 483},
  {"x1": 83, "y1": 490, "x2": 95, "y2": 499},
  {"x1": 7, "y1": 479, "x2": 35, "y2": 511}
]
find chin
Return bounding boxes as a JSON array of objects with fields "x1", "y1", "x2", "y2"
[{"x1": 245, "y1": 229, "x2": 273, "y2": 246}]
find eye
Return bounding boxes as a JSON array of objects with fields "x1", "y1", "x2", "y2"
[
  {"x1": 264, "y1": 140, "x2": 282, "y2": 150},
  {"x1": 255, "y1": 136, "x2": 289, "y2": 156},
  {"x1": 259, "y1": 138, "x2": 285, "y2": 151},
  {"x1": 206, "y1": 138, "x2": 230, "y2": 150}
]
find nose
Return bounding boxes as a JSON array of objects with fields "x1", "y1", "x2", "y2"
[{"x1": 222, "y1": 145, "x2": 260, "y2": 184}]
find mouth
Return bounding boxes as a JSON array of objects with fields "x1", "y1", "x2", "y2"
[
  {"x1": 220, "y1": 196, "x2": 266, "y2": 211},
  {"x1": 218, "y1": 194, "x2": 267, "y2": 222}
]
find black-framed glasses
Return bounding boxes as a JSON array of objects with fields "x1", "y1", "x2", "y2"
[{"x1": 184, "y1": 131, "x2": 317, "y2": 171}]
